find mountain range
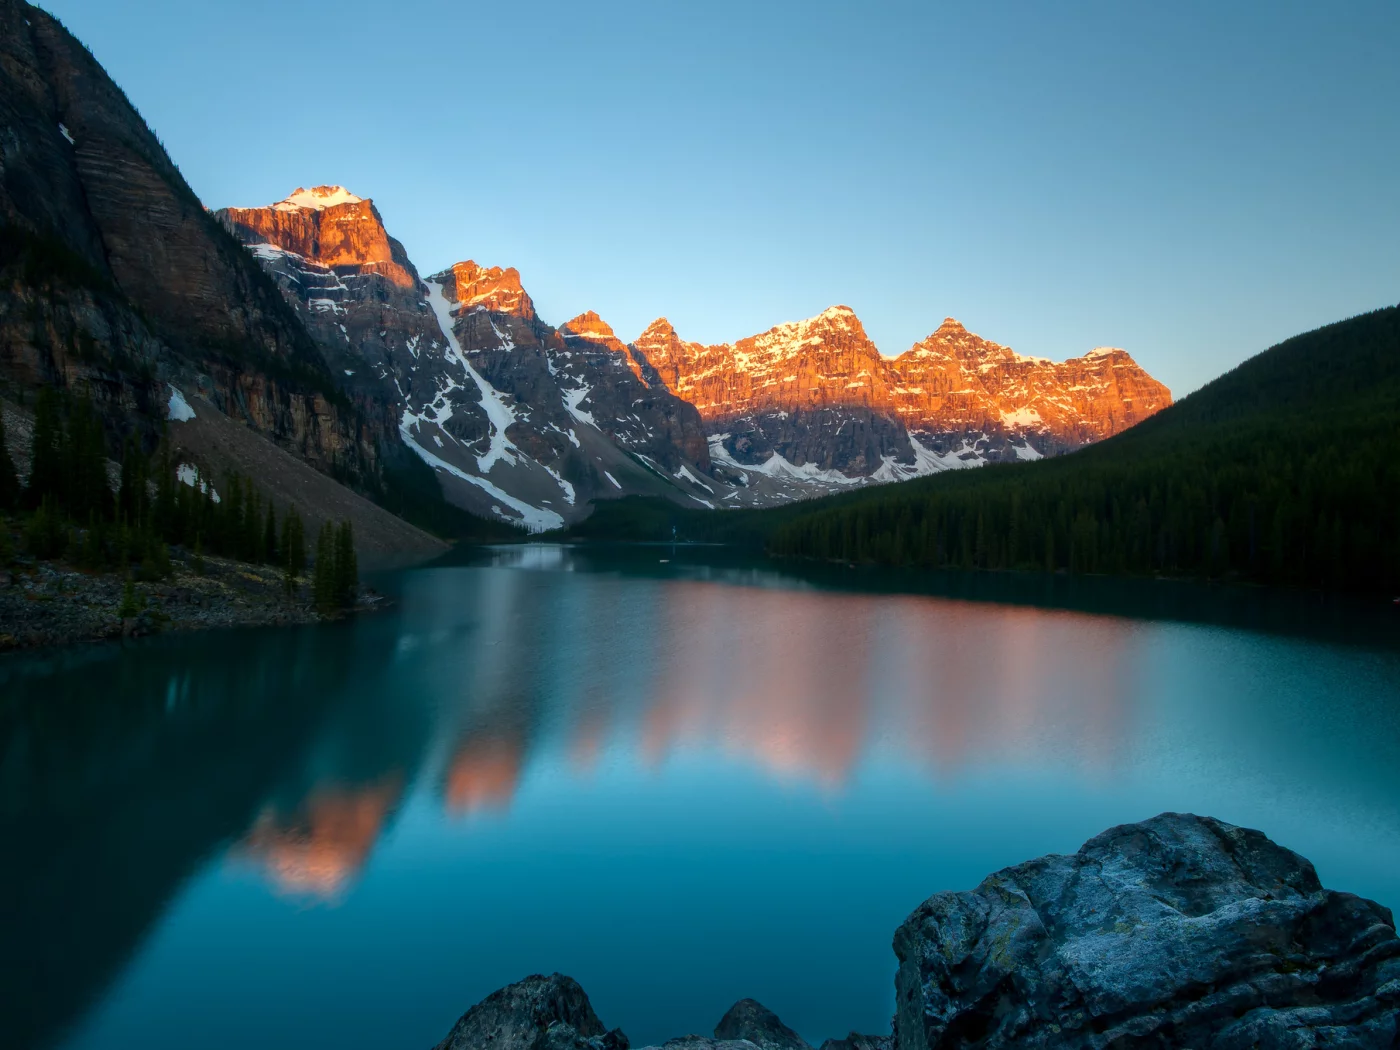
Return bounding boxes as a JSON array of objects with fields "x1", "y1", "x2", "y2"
[
  {"x1": 216, "y1": 183, "x2": 1170, "y2": 530},
  {"x1": 0, "y1": 0, "x2": 1170, "y2": 541}
]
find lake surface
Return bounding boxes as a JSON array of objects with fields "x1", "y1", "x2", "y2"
[{"x1": 4, "y1": 545, "x2": 1400, "y2": 1050}]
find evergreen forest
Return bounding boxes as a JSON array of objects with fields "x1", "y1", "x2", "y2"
[
  {"x1": 765, "y1": 305, "x2": 1400, "y2": 591},
  {"x1": 0, "y1": 388, "x2": 358, "y2": 609}
]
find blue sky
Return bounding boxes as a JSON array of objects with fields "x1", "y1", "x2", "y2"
[{"x1": 39, "y1": 0, "x2": 1400, "y2": 395}]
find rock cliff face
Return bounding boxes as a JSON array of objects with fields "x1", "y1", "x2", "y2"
[
  {"x1": 0, "y1": 0, "x2": 379, "y2": 489},
  {"x1": 399, "y1": 266, "x2": 716, "y2": 528},
  {"x1": 214, "y1": 188, "x2": 447, "y2": 439},
  {"x1": 889, "y1": 319, "x2": 1172, "y2": 453},
  {"x1": 632, "y1": 310, "x2": 1171, "y2": 473},
  {"x1": 431, "y1": 815, "x2": 1397, "y2": 1050}
]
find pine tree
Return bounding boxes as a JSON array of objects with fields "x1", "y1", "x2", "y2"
[
  {"x1": 118, "y1": 435, "x2": 143, "y2": 526},
  {"x1": 0, "y1": 409, "x2": 19, "y2": 510},
  {"x1": 242, "y1": 485, "x2": 260, "y2": 562},
  {"x1": 334, "y1": 520, "x2": 357, "y2": 607},
  {"x1": 262, "y1": 501, "x2": 278, "y2": 566},
  {"x1": 281, "y1": 507, "x2": 305, "y2": 594},
  {"x1": 313, "y1": 522, "x2": 335, "y2": 612},
  {"x1": 152, "y1": 437, "x2": 175, "y2": 541},
  {"x1": 26, "y1": 387, "x2": 63, "y2": 509},
  {"x1": 222, "y1": 472, "x2": 244, "y2": 559},
  {"x1": 60, "y1": 396, "x2": 108, "y2": 523},
  {"x1": 118, "y1": 576, "x2": 140, "y2": 621}
]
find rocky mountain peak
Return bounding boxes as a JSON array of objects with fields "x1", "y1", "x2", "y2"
[
  {"x1": 442, "y1": 261, "x2": 537, "y2": 321},
  {"x1": 560, "y1": 311, "x2": 620, "y2": 344},
  {"x1": 749, "y1": 304, "x2": 878, "y2": 361},
  {"x1": 218, "y1": 187, "x2": 416, "y2": 289},
  {"x1": 637, "y1": 317, "x2": 678, "y2": 341},
  {"x1": 273, "y1": 185, "x2": 365, "y2": 212}
]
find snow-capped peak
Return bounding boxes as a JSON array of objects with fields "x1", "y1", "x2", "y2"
[
  {"x1": 273, "y1": 186, "x2": 364, "y2": 212},
  {"x1": 1083, "y1": 347, "x2": 1124, "y2": 359}
]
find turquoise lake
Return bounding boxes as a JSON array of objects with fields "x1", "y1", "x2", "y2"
[{"x1": 4, "y1": 545, "x2": 1400, "y2": 1050}]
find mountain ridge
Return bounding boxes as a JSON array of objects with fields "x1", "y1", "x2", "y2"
[{"x1": 220, "y1": 181, "x2": 1172, "y2": 525}]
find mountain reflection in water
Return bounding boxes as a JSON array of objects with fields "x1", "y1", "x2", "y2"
[{"x1": 3, "y1": 545, "x2": 1398, "y2": 1050}]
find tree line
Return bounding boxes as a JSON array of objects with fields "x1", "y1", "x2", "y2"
[
  {"x1": 767, "y1": 306, "x2": 1400, "y2": 593},
  {"x1": 0, "y1": 388, "x2": 359, "y2": 610}
]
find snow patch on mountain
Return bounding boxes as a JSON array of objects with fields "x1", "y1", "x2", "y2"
[
  {"x1": 424, "y1": 279, "x2": 521, "y2": 472},
  {"x1": 563, "y1": 383, "x2": 597, "y2": 427},
  {"x1": 870, "y1": 434, "x2": 988, "y2": 482},
  {"x1": 175, "y1": 463, "x2": 220, "y2": 502},
  {"x1": 273, "y1": 185, "x2": 364, "y2": 211},
  {"x1": 167, "y1": 385, "x2": 195, "y2": 422},
  {"x1": 674, "y1": 463, "x2": 714, "y2": 493},
  {"x1": 708, "y1": 436, "x2": 864, "y2": 486},
  {"x1": 1000, "y1": 406, "x2": 1043, "y2": 427},
  {"x1": 397, "y1": 423, "x2": 562, "y2": 532}
]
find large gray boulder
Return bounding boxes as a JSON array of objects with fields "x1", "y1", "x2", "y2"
[
  {"x1": 432, "y1": 973, "x2": 629, "y2": 1050},
  {"x1": 893, "y1": 813, "x2": 1400, "y2": 1049}
]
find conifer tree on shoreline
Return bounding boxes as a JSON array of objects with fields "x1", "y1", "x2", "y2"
[{"x1": 0, "y1": 409, "x2": 19, "y2": 510}]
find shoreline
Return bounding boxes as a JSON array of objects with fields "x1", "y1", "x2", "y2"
[{"x1": 0, "y1": 548, "x2": 383, "y2": 655}]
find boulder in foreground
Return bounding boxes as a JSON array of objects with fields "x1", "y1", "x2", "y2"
[
  {"x1": 432, "y1": 814, "x2": 1399, "y2": 1050},
  {"x1": 894, "y1": 812, "x2": 1400, "y2": 1049}
]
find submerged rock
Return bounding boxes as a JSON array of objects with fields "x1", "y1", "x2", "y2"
[
  {"x1": 893, "y1": 812, "x2": 1400, "y2": 1049},
  {"x1": 432, "y1": 973, "x2": 629, "y2": 1050}
]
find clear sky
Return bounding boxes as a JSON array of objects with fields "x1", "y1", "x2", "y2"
[{"x1": 38, "y1": 0, "x2": 1400, "y2": 396}]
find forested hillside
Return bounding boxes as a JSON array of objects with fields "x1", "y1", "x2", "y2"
[{"x1": 762, "y1": 305, "x2": 1400, "y2": 591}]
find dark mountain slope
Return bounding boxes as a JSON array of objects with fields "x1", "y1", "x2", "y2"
[
  {"x1": 0, "y1": 0, "x2": 381, "y2": 487},
  {"x1": 765, "y1": 303, "x2": 1400, "y2": 591}
]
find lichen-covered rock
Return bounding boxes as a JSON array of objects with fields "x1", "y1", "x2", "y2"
[
  {"x1": 892, "y1": 813, "x2": 1400, "y2": 1049},
  {"x1": 432, "y1": 974, "x2": 629, "y2": 1050},
  {"x1": 714, "y1": 999, "x2": 811, "y2": 1050}
]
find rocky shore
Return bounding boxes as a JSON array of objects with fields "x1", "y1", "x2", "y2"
[
  {"x1": 432, "y1": 815, "x2": 1399, "y2": 1050},
  {"x1": 0, "y1": 547, "x2": 381, "y2": 652}
]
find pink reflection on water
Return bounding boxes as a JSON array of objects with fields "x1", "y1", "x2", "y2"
[{"x1": 618, "y1": 580, "x2": 1138, "y2": 788}]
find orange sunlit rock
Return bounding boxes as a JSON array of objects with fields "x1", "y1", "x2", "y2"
[
  {"x1": 220, "y1": 186, "x2": 416, "y2": 288},
  {"x1": 446, "y1": 261, "x2": 538, "y2": 321},
  {"x1": 632, "y1": 311, "x2": 1170, "y2": 453}
]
